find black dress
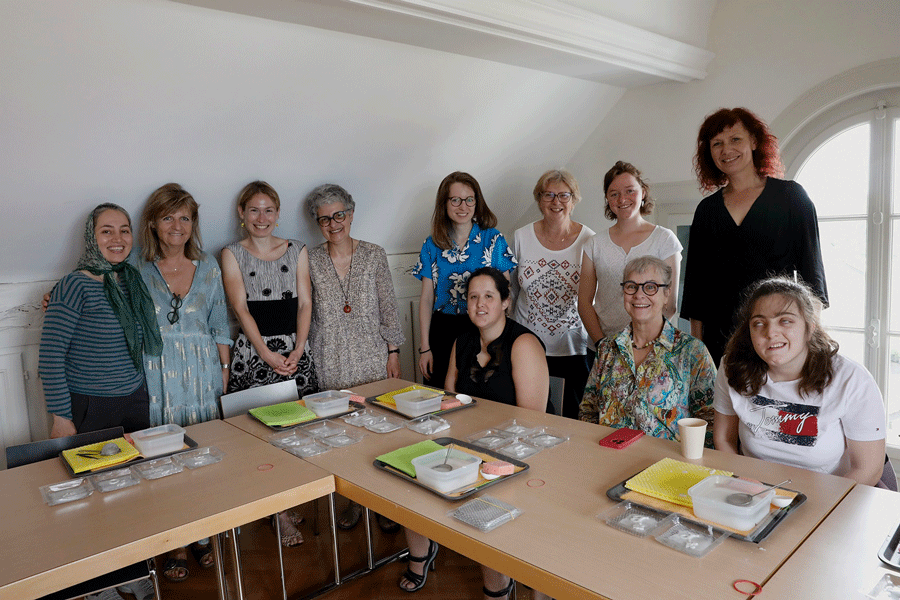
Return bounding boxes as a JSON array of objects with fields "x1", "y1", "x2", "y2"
[
  {"x1": 680, "y1": 178, "x2": 828, "y2": 365},
  {"x1": 454, "y1": 319, "x2": 545, "y2": 406}
]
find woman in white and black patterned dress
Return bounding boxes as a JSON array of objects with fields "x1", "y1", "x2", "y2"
[{"x1": 222, "y1": 181, "x2": 318, "y2": 397}]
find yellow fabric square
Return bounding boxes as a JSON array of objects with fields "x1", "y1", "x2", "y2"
[
  {"x1": 62, "y1": 438, "x2": 140, "y2": 474},
  {"x1": 625, "y1": 457, "x2": 732, "y2": 508},
  {"x1": 375, "y1": 385, "x2": 443, "y2": 407}
]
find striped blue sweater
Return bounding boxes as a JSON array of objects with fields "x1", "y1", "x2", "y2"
[{"x1": 39, "y1": 272, "x2": 144, "y2": 419}]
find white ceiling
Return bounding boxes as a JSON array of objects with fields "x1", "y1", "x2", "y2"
[{"x1": 170, "y1": 0, "x2": 717, "y2": 86}]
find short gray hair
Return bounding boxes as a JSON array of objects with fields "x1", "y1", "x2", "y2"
[
  {"x1": 623, "y1": 255, "x2": 671, "y2": 286},
  {"x1": 304, "y1": 183, "x2": 355, "y2": 220}
]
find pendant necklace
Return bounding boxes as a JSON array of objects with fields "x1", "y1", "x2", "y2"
[{"x1": 329, "y1": 246, "x2": 354, "y2": 313}]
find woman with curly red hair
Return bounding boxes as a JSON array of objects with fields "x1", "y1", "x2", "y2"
[{"x1": 680, "y1": 107, "x2": 828, "y2": 365}]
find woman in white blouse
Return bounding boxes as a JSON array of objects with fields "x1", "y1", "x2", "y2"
[
  {"x1": 510, "y1": 169, "x2": 594, "y2": 418},
  {"x1": 578, "y1": 161, "x2": 681, "y2": 347}
]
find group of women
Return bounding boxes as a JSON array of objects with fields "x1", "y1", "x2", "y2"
[{"x1": 38, "y1": 106, "x2": 889, "y2": 600}]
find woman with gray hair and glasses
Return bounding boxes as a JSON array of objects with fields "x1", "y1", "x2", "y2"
[
  {"x1": 305, "y1": 183, "x2": 405, "y2": 531},
  {"x1": 579, "y1": 256, "x2": 715, "y2": 444}
]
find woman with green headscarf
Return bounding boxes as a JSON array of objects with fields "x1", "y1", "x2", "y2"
[{"x1": 39, "y1": 203, "x2": 162, "y2": 438}]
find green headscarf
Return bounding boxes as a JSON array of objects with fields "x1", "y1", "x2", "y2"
[{"x1": 76, "y1": 203, "x2": 162, "y2": 369}]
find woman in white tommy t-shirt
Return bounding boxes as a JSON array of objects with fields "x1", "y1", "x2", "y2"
[{"x1": 713, "y1": 276, "x2": 885, "y2": 486}]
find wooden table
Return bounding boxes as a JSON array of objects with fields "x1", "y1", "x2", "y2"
[
  {"x1": 0, "y1": 419, "x2": 335, "y2": 600},
  {"x1": 761, "y1": 483, "x2": 900, "y2": 598},
  {"x1": 227, "y1": 378, "x2": 856, "y2": 600}
]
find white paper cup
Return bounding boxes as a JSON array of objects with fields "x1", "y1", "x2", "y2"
[{"x1": 678, "y1": 418, "x2": 707, "y2": 459}]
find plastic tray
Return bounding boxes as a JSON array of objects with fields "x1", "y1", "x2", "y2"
[
  {"x1": 373, "y1": 437, "x2": 529, "y2": 501},
  {"x1": 451, "y1": 495, "x2": 522, "y2": 532},
  {"x1": 60, "y1": 435, "x2": 199, "y2": 478},
  {"x1": 40, "y1": 478, "x2": 96, "y2": 506},
  {"x1": 90, "y1": 467, "x2": 141, "y2": 493},
  {"x1": 879, "y1": 519, "x2": 900, "y2": 572},
  {"x1": 174, "y1": 446, "x2": 225, "y2": 469},
  {"x1": 406, "y1": 415, "x2": 450, "y2": 435},
  {"x1": 132, "y1": 456, "x2": 184, "y2": 480},
  {"x1": 600, "y1": 501, "x2": 667, "y2": 538},
  {"x1": 607, "y1": 472, "x2": 807, "y2": 543},
  {"x1": 364, "y1": 415, "x2": 407, "y2": 433},
  {"x1": 466, "y1": 429, "x2": 516, "y2": 450},
  {"x1": 366, "y1": 392, "x2": 477, "y2": 420},
  {"x1": 251, "y1": 400, "x2": 366, "y2": 430},
  {"x1": 653, "y1": 514, "x2": 730, "y2": 558}
]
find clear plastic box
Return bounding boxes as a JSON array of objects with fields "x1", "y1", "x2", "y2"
[
  {"x1": 688, "y1": 475, "x2": 774, "y2": 531},
  {"x1": 132, "y1": 456, "x2": 184, "y2": 480},
  {"x1": 466, "y1": 429, "x2": 515, "y2": 450},
  {"x1": 40, "y1": 478, "x2": 95, "y2": 505},
  {"x1": 406, "y1": 415, "x2": 450, "y2": 435},
  {"x1": 497, "y1": 440, "x2": 541, "y2": 460},
  {"x1": 411, "y1": 448, "x2": 481, "y2": 493},
  {"x1": 452, "y1": 495, "x2": 522, "y2": 532},
  {"x1": 90, "y1": 467, "x2": 141, "y2": 493},
  {"x1": 269, "y1": 428, "x2": 314, "y2": 448},
  {"x1": 174, "y1": 446, "x2": 225, "y2": 469},
  {"x1": 523, "y1": 427, "x2": 569, "y2": 448},
  {"x1": 600, "y1": 501, "x2": 666, "y2": 537},
  {"x1": 393, "y1": 389, "x2": 443, "y2": 417},
  {"x1": 302, "y1": 390, "x2": 351, "y2": 417},
  {"x1": 130, "y1": 424, "x2": 186, "y2": 457},
  {"x1": 321, "y1": 430, "x2": 366, "y2": 447},
  {"x1": 653, "y1": 514, "x2": 730, "y2": 557},
  {"x1": 301, "y1": 420, "x2": 346, "y2": 439},
  {"x1": 495, "y1": 419, "x2": 536, "y2": 437},
  {"x1": 364, "y1": 415, "x2": 406, "y2": 433},
  {"x1": 285, "y1": 442, "x2": 330, "y2": 458},
  {"x1": 342, "y1": 409, "x2": 379, "y2": 427}
]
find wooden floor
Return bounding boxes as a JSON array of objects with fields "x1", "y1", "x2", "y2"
[{"x1": 139, "y1": 497, "x2": 539, "y2": 600}]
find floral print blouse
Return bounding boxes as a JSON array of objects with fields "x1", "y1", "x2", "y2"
[
  {"x1": 579, "y1": 319, "x2": 716, "y2": 445},
  {"x1": 412, "y1": 222, "x2": 517, "y2": 315}
]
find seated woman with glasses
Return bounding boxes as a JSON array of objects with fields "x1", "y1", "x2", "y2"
[
  {"x1": 579, "y1": 256, "x2": 715, "y2": 443},
  {"x1": 713, "y1": 277, "x2": 886, "y2": 486},
  {"x1": 578, "y1": 162, "x2": 681, "y2": 347},
  {"x1": 412, "y1": 172, "x2": 517, "y2": 389}
]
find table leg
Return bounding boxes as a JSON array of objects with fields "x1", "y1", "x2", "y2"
[
  {"x1": 363, "y1": 507, "x2": 375, "y2": 570},
  {"x1": 212, "y1": 533, "x2": 228, "y2": 600},
  {"x1": 273, "y1": 514, "x2": 288, "y2": 600},
  {"x1": 230, "y1": 527, "x2": 245, "y2": 600},
  {"x1": 328, "y1": 492, "x2": 341, "y2": 585}
]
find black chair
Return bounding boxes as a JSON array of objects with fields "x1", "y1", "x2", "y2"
[{"x1": 5, "y1": 429, "x2": 161, "y2": 600}]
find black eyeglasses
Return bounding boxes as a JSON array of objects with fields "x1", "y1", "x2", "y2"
[
  {"x1": 621, "y1": 281, "x2": 669, "y2": 296},
  {"x1": 540, "y1": 192, "x2": 573, "y2": 203},
  {"x1": 167, "y1": 293, "x2": 183, "y2": 324},
  {"x1": 448, "y1": 196, "x2": 476, "y2": 207},
  {"x1": 316, "y1": 210, "x2": 349, "y2": 227}
]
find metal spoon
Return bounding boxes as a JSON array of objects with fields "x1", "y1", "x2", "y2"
[
  {"x1": 726, "y1": 479, "x2": 791, "y2": 506},
  {"x1": 432, "y1": 447, "x2": 455, "y2": 472}
]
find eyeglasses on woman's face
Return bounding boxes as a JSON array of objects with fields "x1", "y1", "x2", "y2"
[
  {"x1": 448, "y1": 196, "x2": 476, "y2": 207},
  {"x1": 167, "y1": 293, "x2": 183, "y2": 324},
  {"x1": 316, "y1": 210, "x2": 349, "y2": 227},
  {"x1": 540, "y1": 191, "x2": 573, "y2": 203},
  {"x1": 621, "y1": 281, "x2": 669, "y2": 296}
]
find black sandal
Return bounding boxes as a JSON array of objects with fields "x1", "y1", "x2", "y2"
[
  {"x1": 398, "y1": 540, "x2": 438, "y2": 593},
  {"x1": 483, "y1": 578, "x2": 515, "y2": 599},
  {"x1": 163, "y1": 555, "x2": 189, "y2": 582},
  {"x1": 190, "y1": 541, "x2": 214, "y2": 569},
  {"x1": 337, "y1": 502, "x2": 362, "y2": 531}
]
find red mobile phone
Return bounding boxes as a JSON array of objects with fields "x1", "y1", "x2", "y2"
[{"x1": 598, "y1": 428, "x2": 644, "y2": 449}]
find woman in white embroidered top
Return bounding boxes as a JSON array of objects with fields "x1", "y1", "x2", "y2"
[
  {"x1": 578, "y1": 161, "x2": 681, "y2": 347},
  {"x1": 713, "y1": 277, "x2": 886, "y2": 486},
  {"x1": 510, "y1": 169, "x2": 594, "y2": 418}
]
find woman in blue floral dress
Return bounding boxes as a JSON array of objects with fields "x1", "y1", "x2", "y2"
[{"x1": 412, "y1": 171, "x2": 517, "y2": 388}]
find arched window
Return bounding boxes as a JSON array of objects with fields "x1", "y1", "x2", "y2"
[{"x1": 786, "y1": 87, "x2": 900, "y2": 452}]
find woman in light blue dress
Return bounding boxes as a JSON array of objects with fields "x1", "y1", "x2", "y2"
[{"x1": 138, "y1": 183, "x2": 232, "y2": 581}]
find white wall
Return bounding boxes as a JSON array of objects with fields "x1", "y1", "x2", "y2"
[
  {"x1": 558, "y1": 0, "x2": 900, "y2": 237},
  {"x1": 0, "y1": 0, "x2": 623, "y2": 284}
]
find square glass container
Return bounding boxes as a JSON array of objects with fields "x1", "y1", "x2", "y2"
[
  {"x1": 688, "y1": 475, "x2": 775, "y2": 531},
  {"x1": 130, "y1": 424, "x2": 186, "y2": 457},
  {"x1": 393, "y1": 389, "x2": 443, "y2": 417},
  {"x1": 302, "y1": 390, "x2": 351, "y2": 417},
  {"x1": 411, "y1": 447, "x2": 482, "y2": 493}
]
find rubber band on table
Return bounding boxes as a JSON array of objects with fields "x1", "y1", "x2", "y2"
[
  {"x1": 527, "y1": 478, "x2": 545, "y2": 488},
  {"x1": 733, "y1": 580, "x2": 762, "y2": 595},
  {"x1": 474, "y1": 497, "x2": 516, "y2": 516}
]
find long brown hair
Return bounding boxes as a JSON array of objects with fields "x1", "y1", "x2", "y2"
[
  {"x1": 723, "y1": 277, "x2": 838, "y2": 397},
  {"x1": 694, "y1": 107, "x2": 784, "y2": 193},
  {"x1": 140, "y1": 183, "x2": 202, "y2": 261},
  {"x1": 430, "y1": 172, "x2": 497, "y2": 250}
]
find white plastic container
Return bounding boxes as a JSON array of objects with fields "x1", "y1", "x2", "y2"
[
  {"x1": 411, "y1": 448, "x2": 482, "y2": 493},
  {"x1": 303, "y1": 390, "x2": 351, "y2": 417},
  {"x1": 393, "y1": 389, "x2": 442, "y2": 417},
  {"x1": 131, "y1": 424, "x2": 186, "y2": 457},
  {"x1": 688, "y1": 475, "x2": 774, "y2": 531}
]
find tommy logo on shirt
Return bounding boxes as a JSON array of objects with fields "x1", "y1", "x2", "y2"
[{"x1": 747, "y1": 396, "x2": 819, "y2": 447}]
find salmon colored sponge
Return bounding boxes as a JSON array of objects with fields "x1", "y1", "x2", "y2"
[
  {"x1": 441, "y1": 398, "x2": 462, "y2": 410},
  {"x1": 482, "y1": 460, "x2": 515, "y2": 476}
]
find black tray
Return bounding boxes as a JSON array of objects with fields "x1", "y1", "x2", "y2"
[
  {"x1": 62, "y1": 435, "x2": 200, "y2": 477},
  {"x1": 250, "y1": 400, "x2": 367, "y2": 430},
  {"x1": 373, "y1": 436, "x2": 529, "y2": 501},
  {"x1": 606, "y1": 474, "x2": 807, "y2": 543},
  {"x1": 879, "y1": 519, "x2": 900, "y2": 571},
  {"x1": 366, "y1": 391, "x2": 477, "y2": 420}
]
